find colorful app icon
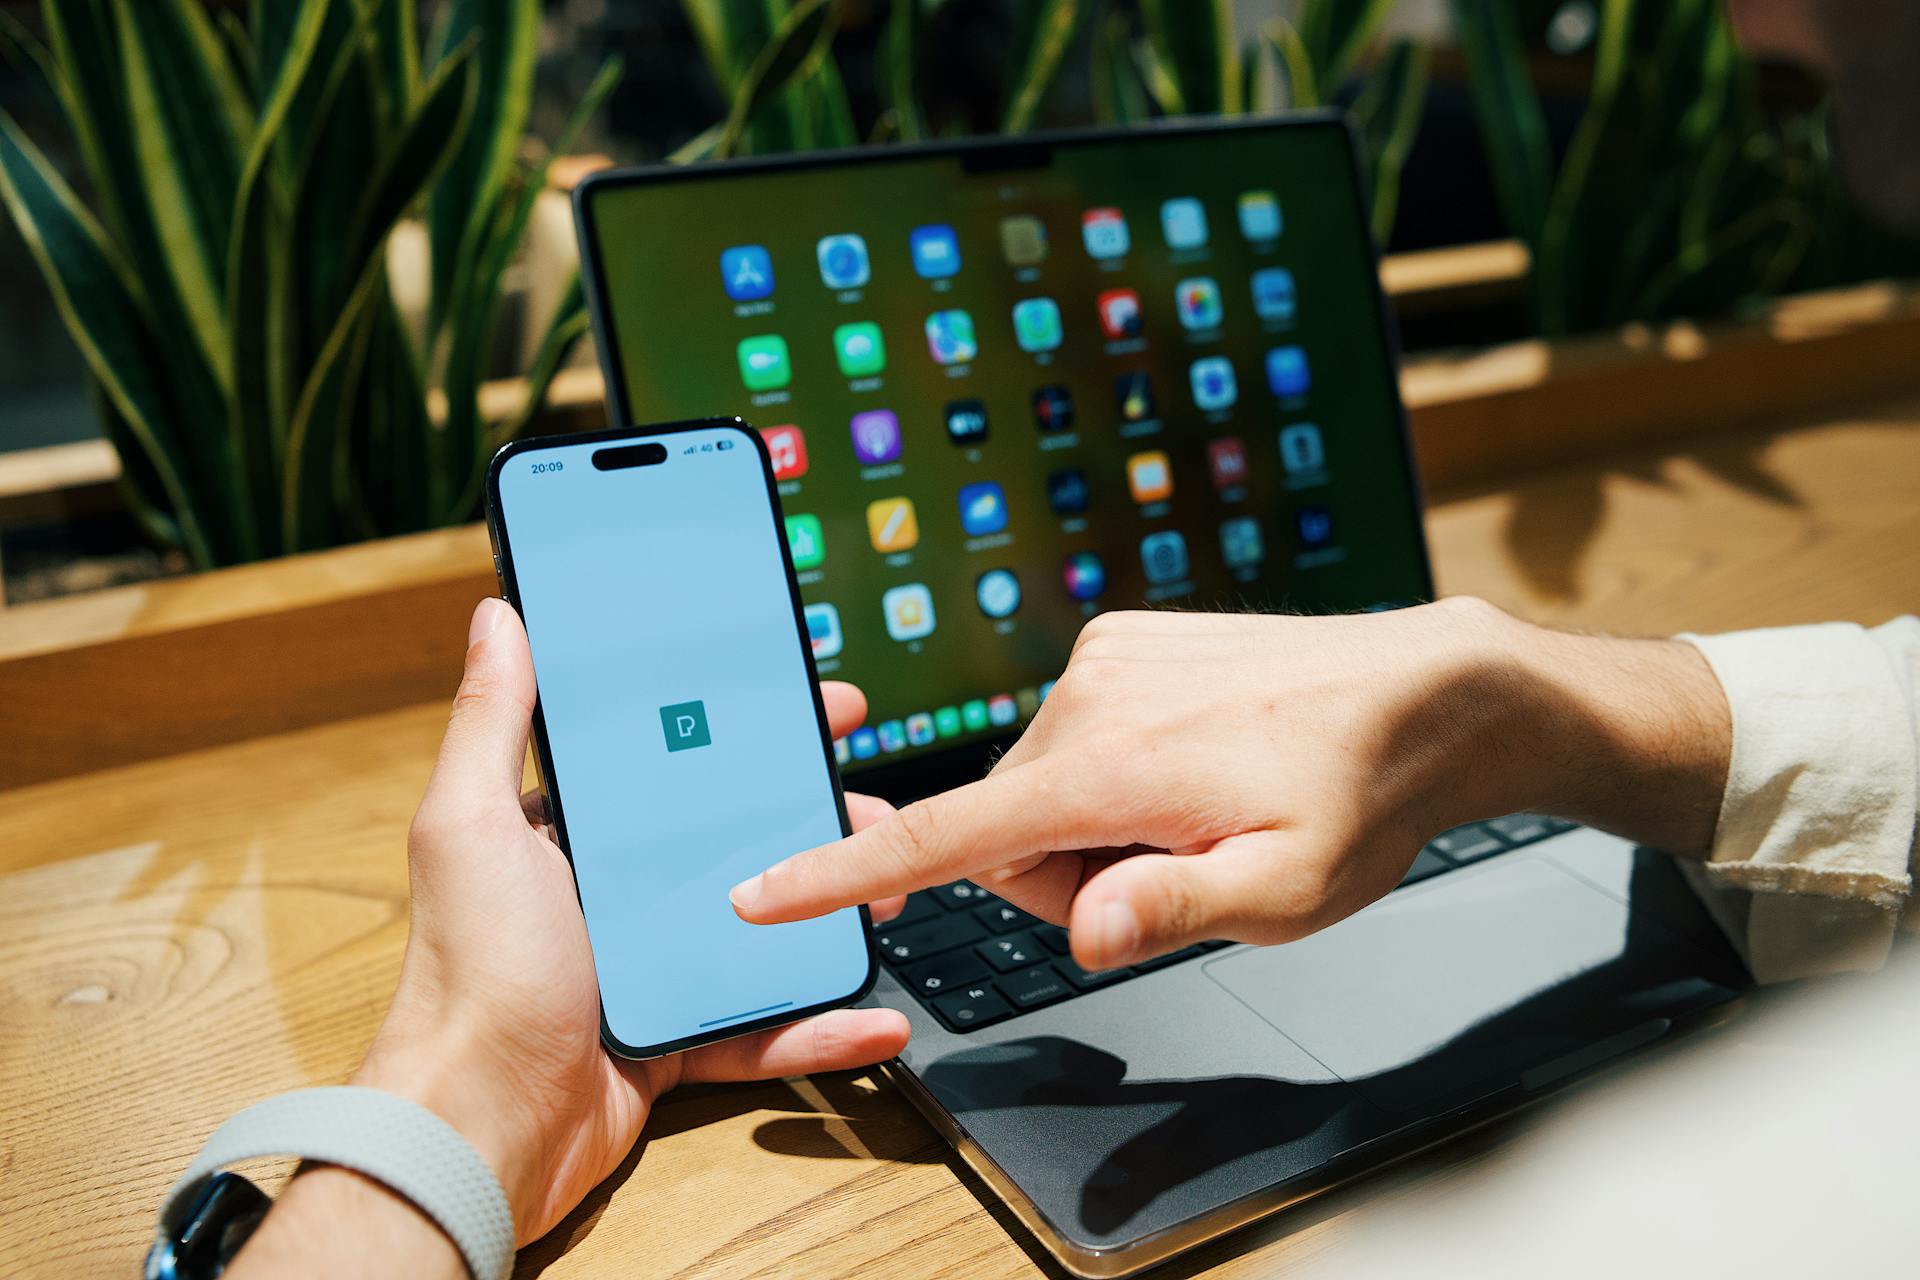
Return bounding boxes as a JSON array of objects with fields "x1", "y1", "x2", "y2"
[
  {"x1": 944, "y1": 398, "x2": 989, "y2": 445},
  {"x1": 1267, "y1": 345, "x2": 1310, "y2": 397},
  {"x1": 1013, "y1": 297, "x2": 1062, "y2": 352},
  {"x1": 761, "y1": 424, "x2": 807, "y2": 480},
  {"x1": 1220, "y1": 516, "x2": 1265, "y2": 568},
  {"x1": 784, "y1": 513, "x2": 824, "y2": 569},
  {"x1": 1251, "y1": 267, "x2": 1296, "y2": 322},
  {"x1": 1032, "y1": 384, "x2": 1075, "y2": 432},
  {"x1": 1238, "y1": 190, "x2": 1283, "y2": 242},
  {"x1": 848, "y1": 726, "x2": 880, "y2": 759},
  {"x1": 905, "y1": 712, "x2": 937, "y2": 746},
  {"x1": 961, "y1": 699, "x2": 991, "y2": 731},
  {"x1": 988, "y1": 694, "x2": 1018, "y2": 727},
  {"x1": 1176, "y1": 277, "x2": 1223, "y2": 330},
  {"x1": 925, "y1": 309, "x2": 978, "y2": 364},
  {"x1": 804, "y1": 602, "x2": 842, "y2": 659},
  {"x1": 1017, "y1": 686, "x2": 1041, "y2": 718},
  {"x1": 834, "y1": 322, "x2": 886, "y2": 377},
  {"x1": 720, "y1": 245, "x2": 773, "y2": 300},
  {"x1": 866, "y1": 496, "x2": 919, "y2": 552},
  {"x1": 876, "y1": 719, "x2": 907, "y2": 752},
  {"x1": 1189, "y1": 356, "x2": 1237, "y2": 411},
  {"x1": 883, "y1": 583, "x2": 936, "y2": 641},
  {"x1": 1127, "y1": 450, "x2": 1173, "y2": 504},
  {"x1": 910, "y1": 224, "x2": 961, "y2": 279},
  {"x1": 1161, "y1": 197, "x2": 1208, "y2": 249},
  {"x1": 958, "y1": 480, "x2": 1008, "y2": 536},
  {"x1": 1115, "y1": 370, "x2": 1155, "y2": 422},
  {"x1": 1279, "y1": 422, "x2": 1325, "y2": 474},
  {"x1": 1140, "y1": 530, "x2": 1189, "y2": 584},
  {"x1": 1062, "y1": 550, "x2": 1107, "y2": 601},
  {"x1": 1081, "y1": 207, "x2": 1130, "y2": 258},
  {"x1": 849, "y1": 409, "x2": 901, "y2": 464},
  {"x1": 1297, "y1": 504, "x2": 1334, "y2": 548},
  {"x1": 1047, "y1": 467, "x2": 1090, "y2": 515},
  {"x1": 976, "y1": 567, "x2": 1021, "y2": 618},
  {"x1": 934, "y1": 705, "x2": 963, "y2": 738},
  {"x1": 999, "y1": 215, "x2": 1048, "y2": 265},
  {"x1": 1097, "y1": 287, "x2": 1143, "y2": 339},
  {"x1": 1208, "y1": 437, "x2": 1249, "y2": 491},
  {"x1": 834, "y1": 737, "x2": 851, "y2": 766},
  {"x1": 816, "y1": 233, "x2": 871, "y2": 289},
  {"x1": 736, "y1": 334, "x2": 791, "y2": 390}
]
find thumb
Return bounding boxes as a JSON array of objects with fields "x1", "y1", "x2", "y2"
[
  {"x1": 421, "y1": 598, "x2": 538, "y2": 818},
  {"x1": 1067, "y1": 835, "x2": 1290, "y2": 970}
]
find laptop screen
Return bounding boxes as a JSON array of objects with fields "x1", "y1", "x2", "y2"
[{"x1": 576, "y1": 117, "x2": 1430, "y2": 783}]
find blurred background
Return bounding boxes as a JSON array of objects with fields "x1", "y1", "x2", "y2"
[{"x1": 3, "y1": 0, "x2": 1917, "y2": 603}]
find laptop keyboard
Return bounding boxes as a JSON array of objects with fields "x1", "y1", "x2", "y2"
[{"x1": 876, "y1": 814, "x2": 1579, "y2": 1033}]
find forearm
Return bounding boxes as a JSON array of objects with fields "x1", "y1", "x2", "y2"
[
  {"x1": 226, "y1": 1165, "x2": 465, "y2": 1280},
  {"x1": 1475, "y1": 606, "x2": 1733, "y2": 853}
]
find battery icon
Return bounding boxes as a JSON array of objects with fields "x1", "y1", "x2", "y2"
[{"x1": 715, "y1": 439, "x2": 734, "y2": 451}]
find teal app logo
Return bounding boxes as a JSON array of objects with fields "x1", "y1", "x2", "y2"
[{"x1": 659, "y1": 700, "x2": 712, "y2": 752}]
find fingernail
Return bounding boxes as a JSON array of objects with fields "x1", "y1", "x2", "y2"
[
  {"x1": 468, "y1": 598, "x2": 504, "y2": 649},
  {"x1": 729, "y1": 874, "x2": 763, "y2": 913},
  {"x1": 1096, "y1": 900, "x2": 1141, "y2": 967}
]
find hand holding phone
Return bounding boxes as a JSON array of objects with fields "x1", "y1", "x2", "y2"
[{"x1": 486, "y1": 419, "x2": 878, "y2": 1058}]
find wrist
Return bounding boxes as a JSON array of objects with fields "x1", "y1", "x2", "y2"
[
  {"x1": 352, "y1": 1016, "x2": 539, "y2": 1232},
  {"x1": 1496, "y1": 612, "x2": 1732, "y2": 852}
]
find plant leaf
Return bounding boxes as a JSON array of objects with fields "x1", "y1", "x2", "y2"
[
  {"x1": 713, "y1": 0, "x2": 838, "y2": 161},
  {"x1": 1138, "y1": 0, "x2": 1235, "y2": 116},
  {"x1": 426, "y1": 0, "x2": 536, "y2": 343},
  {"x1": 1263, "y1": 17, "x2": 1317, "y2": 109},
  {"x1": 0, "y1": 111, "x2": 212, "y2": 566},
  {"x1": 1002, "y1": 0, "x2": 1081, "y2": 134},
  {"x1": 109, "y1": 0, "x2": 252, "y2": 395},
  {"x1": 1352, "y1": 38, "x2": 1429, "y2": 244},
  {"x1": 1297, "y1": 0, "x2": 1396, "y2": 94},
  {"x1": 1089, "y1": 12, "x2": 1149, "y2": 125},
  {"x1": 1446, "y1": 0, "x2": 1552, "y2": 251},
  {"x1": 884, "y1": 0, "x2": 926, "y2": 142}
]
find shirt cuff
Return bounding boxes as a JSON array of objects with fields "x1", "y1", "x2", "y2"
[{"x1": 1677, "y1": 621, "x2": 1918, "y2": 981}]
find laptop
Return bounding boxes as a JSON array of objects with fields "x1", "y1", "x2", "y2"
[{"x1": 572, "y1": 115, "x2": 1747, "y2": 1277}]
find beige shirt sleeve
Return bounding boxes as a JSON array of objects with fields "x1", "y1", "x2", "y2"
[{"x1": 1676, "y1": 618, "x2": 1919, "y2": 983}]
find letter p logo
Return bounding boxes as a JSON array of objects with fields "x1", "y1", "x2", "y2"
[{"x1": 659, "y1": 700, "x2": 712, "y2": 752}]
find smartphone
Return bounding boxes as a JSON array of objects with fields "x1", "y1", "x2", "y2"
[{"x1": 484, "y1": 418, "x2": 876, "y2": 1058}]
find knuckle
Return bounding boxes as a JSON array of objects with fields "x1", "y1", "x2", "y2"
[
  {"x1": 886, "y1": 801, "x2": 945, "y2": 877},
  {"x1": 1157, "y1": 873, "x2": 1206, "y2": 941}
]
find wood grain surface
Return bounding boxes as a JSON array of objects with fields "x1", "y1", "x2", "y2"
[{"x1": 1, "y1": 406, "x2": 1916, "y2": 1278}]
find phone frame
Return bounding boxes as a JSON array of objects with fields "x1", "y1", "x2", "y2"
[
  {"x1": 571, "y1": 112, "x2": 1436, "y2": 806},
  {"x1": 484, "y1": 416, "x2": 878, "y2": 1060}
]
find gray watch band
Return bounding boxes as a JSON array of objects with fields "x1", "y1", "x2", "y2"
[{"x1": 157, "y1": 1086, "x2": 515, "y2": 1280}]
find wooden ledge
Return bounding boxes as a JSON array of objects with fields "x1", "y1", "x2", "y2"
[{"x1": 4, "y1": 278, "x2": 1919, "y2": 788}]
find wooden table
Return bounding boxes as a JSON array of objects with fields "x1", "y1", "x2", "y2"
[{"x1": 3, "y1": 400, "x2": 1916, "y2": 1278}]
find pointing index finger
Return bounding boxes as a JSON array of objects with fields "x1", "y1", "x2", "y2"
[{"x1": 731, "y1": 762, "x2": 1083, "y2": 923}]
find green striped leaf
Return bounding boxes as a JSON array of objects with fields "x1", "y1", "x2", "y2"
[
  {"x1": 1002, "y1": 0, "x2": 1081, "y2": 134},
  {"x1": 1447, "y1": 0, "x2": 1552, "y2": 251},
  {"x1": 1138, "y1": 0, "x2": 1235, "y2": 116},
  {"x1": 1089, "y1": 12, "x2": 1149, "y2": 125},
  {"x1": 0, "y1": 111, "x2": 212, "y2": 566},
  {"x1": 714, "y1": 0, "x2": 837, "y2": 160}
]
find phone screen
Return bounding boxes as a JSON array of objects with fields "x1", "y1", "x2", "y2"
[{"x1": 489, "y1": 421, "x2": 873, "y2": 1056}]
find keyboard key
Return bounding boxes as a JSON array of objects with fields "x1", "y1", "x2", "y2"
[
  {"x1": 1486, "y1": 813, "x2": 1554, "y2": 847},
  {"x1": 870, "y1": 892, "x2": 940, "y2": 932},
  {"x1": 931, "y1": 881, "x2": 997, "y2": 911},
  {"x1": 1402, "y1": 847, "x2": 1455, "y2": 885},
  {"x1": 978, "y1": 930, "x2": 1044, "y2": 972},
  {"x1": 1428, "y1": 824, "x2": 1505, "y2": 864},
  {"x1": 933, "y1": 983, "x2": 1013, "y2": 1031},
  {"x1": 901, "y1": 948, "x2": 991, "y2": 997},
  {"x1": 1001, "y1": 964, "x2": 1072, "y2": 1009},
  {"x1": 875, "y1": 913, "x2": 989, "y2": 966},
  {"x1": 1054, "y1": 955, "x2": 1130, "y2": 989},
  {"x1": 1034, "y1": 924, "x2": 1072, "y2": 955},
  {"x1": 974, "y1": 901, "x2": 1040, "y2": 934},
  {"x1": 1134, "y1": 945, "x2": 1205, "y2": 972},
  {"x1": 1539, "y1": 815, "x2": 1578, "y2": 834}
]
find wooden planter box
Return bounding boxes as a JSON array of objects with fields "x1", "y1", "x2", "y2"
[{"x1": 3, "y1": 276, "x2": 1918, "y2": 790}]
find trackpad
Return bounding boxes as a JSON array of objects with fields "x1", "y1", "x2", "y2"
[{"x1": 1205, "y1": 857, "x2": 1679, "y2": 1113}]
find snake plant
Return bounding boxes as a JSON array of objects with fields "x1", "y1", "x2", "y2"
[{"x1": 0, "y1": 0, "x2": 619, "y2": 568}]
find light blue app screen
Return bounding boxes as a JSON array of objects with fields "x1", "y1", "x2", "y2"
[{"x1": 495, "y1": 425, "x2": 868, "y2": 1052}]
